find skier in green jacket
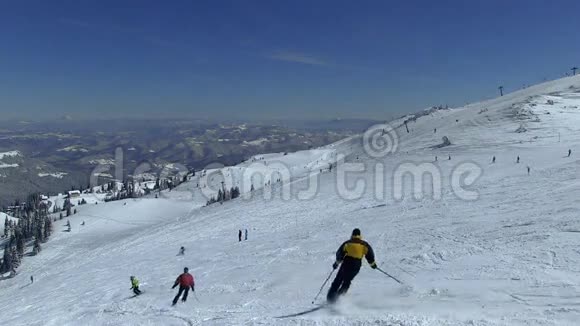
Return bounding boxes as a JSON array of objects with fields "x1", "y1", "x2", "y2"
[{"x1": 130, "y1": 276, "x2": 142, "y2": 295}]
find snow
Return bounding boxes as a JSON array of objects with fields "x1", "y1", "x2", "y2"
[
  {"x1": 244, "y1": 138, "x2": 268, "y2": 146},
  {"x1": 133, "y1": 172, "x2": 157, "y2": 181},
  {"x1": 0, "y1": 212, "x2": 17, "y2": 234},
  {"x1": 38, "y1": 172, "x2": 68, "y2": 178},
  {"x1": 47, "y1": 192, "x2": 106, "y2": 212},
  {"x1": 0, "y1": 151, "x2": 21, "y2": 169},
  {"x1": 93, "y1": 172, "x2": 114, "y2": 178},
  {"x1": 0, "y1": 150, "x2": 21, "y2": 160},
  {"x1": 0, "y1": 76, "x2": 580, "y2": 325},
  {"x1": 89, "y1": 159, "x2": 116, "y2": 165},
  {"x1": 57, "y1": 146, "x2": 89, "y2": 153}
]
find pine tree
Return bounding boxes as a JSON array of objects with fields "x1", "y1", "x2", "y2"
[
  {"x1": 1, "y1": 243, "x2": 12, "y2": 273},
  {"x1": 33, "y1": 238, "x2": 41, "y2": 255},
  {"x1": 3, "y1": 216, "x2": 8, "y2": 237},
  {"x1": 10, "y1": 245, "x2": 20, "y2": 269},
  {"x1": 44, "y1": 218, "x2": 52, "y2": 239},
  {"x1": 63, "y1": 198, "x2": 72, "y2": 217},
  {"x1": 16, "y1": 232, "x2": 25, "y2": 257}
]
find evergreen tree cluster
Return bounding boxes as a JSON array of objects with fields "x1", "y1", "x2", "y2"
[
  {"x1": 206, "y1": 186, "x2": 241, "y2": 206},
  {"x1": 104, "y1": 180, "x2": 137, "y2": 202},
  {"x1": 63, "y1": 199, "x2": 73, "y2": 217},
  {"x1": 103, "y1": 174, "x2": 190, "y2": 203},
  {"x1": 153, "y1": 177, "x2": 177, "y2": 192},
  {"x1": 1, "y1": 193, "x2": 52, "y2": 274}
]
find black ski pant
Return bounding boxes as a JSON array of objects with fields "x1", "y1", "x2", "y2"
[
  {"x1": 133, "y1": 287, "x2": 142, "y2": 295},
  {"x1": 173, "y1": 286, "x2": 190, "y2": 304},
  {"x1": 327, "y1": 261, "x2": 361, "y2": 303}
]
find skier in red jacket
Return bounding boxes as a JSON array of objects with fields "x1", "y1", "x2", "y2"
[{"x1": 172, "y1": 267, "x2": 195, "y2": 305}]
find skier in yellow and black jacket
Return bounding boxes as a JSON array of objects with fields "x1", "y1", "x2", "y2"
[{"x1": 327, "y1": 228, "x2": 377, "y2": 303}]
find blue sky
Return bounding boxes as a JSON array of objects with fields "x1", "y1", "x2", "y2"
[{"x1": 1, "y1": 0, "x2": 579, "y2": 121}]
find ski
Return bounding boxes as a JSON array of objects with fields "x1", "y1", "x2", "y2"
[
  {"x1": 126, "y1": 290, "x2": 144, "y2": 299},
  {"x1": 126, "y1": 294, "x2": 142, "y2": 299},
  {"x1": 275, "y1": 304, "x2": 328, "y2": 318}
]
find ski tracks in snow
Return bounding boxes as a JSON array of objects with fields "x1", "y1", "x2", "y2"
[{"x1": 100, "y1": 301, "x2": 195, "y2": 326}]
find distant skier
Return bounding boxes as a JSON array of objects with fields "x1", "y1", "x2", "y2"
[
  {"x1": 516, "y1": 156, "x2": 520, "y2": 164},
  {"x1": 435, "y1": 156, "x2": 438, "y2": 162},
  {"x1": 172, "y1": 267, "x2": 195, "y2": 305},
  {"x1": 492, "y1": 156, "x2": 496, "y2": 164},
  {"x1": 327, "y1": 228, "x2": 377, "y2": 303},
  {"x1": 238, "y1": 230, "x2": 242, "y2": 242},
  {"x1": 448, "y1": 155, "x2": 451, "y2": 160},
  {"x1": 244, "y1": 229, "x2": 248, "y2": 241},
  {"x1": 30, "y1": 275, "x2": 33, "y2": 284},
  {"x1": 130, "y1": 276, "x2": 142, "y2": 296},
  {"x1": 178, "y1": 246, "x2": 185, "y2": 255},
  {"x1": 568, "y1": 149, "x2": 572, "y2": 157},
  {"x1": 527, "y1": 166, "x2": 531, "y2": 175}
]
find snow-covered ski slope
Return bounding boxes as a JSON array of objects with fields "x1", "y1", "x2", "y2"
[{"x1": 1, "y1": 76, "x2": 580, "y2": 326}]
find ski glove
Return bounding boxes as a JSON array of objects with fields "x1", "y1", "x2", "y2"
[
  {"x1": 332, "y1": 262, "x2": 339, "y2": 270},
  {"x1": 370, "y1": 262, "x2": 378, "y2": 269}
]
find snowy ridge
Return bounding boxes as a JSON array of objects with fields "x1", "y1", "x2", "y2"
[
  {"x1": 193, "y1": 147, "x2": 341, "y2": 204},
  {"x1": 0, "y1": 163, "x2": 19, "y2": 169},
  {"x1": 38, "y1": 172, "x2": 68, "y2": 179},
  {"x1": 0, "y1": 76, "x2": 579, "y2": 325},
  {"x1": 0, "y1": 151, "x2": 21, "y2": 160}
]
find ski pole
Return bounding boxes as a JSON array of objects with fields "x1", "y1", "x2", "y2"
[
  {"x1": 311, "y1": 269, "x2": 335, "y2": 304},
  {"x1": 376, "y1": 267, "x2": 403, "y2": 284}
]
